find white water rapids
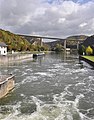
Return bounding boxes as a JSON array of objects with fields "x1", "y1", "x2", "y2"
[{"x1": 0, "y1": 53, "x2": 94, "y2": 120}]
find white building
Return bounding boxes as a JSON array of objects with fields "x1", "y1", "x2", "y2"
[{"x1": 0, "y1": 42, "x2": 7, "y2": 55}]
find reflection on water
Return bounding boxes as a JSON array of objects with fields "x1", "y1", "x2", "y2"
[{"x1": 0, "y1": 52, "x2": 94, "y2": 120}]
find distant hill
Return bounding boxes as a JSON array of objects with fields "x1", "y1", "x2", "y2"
[
  {"x1": 46, "y1": 35, "x2": 87, "y2": 50},
  {"x1": 66, "y1": 35, "x2": 87, "y2": 49},
  {"x1": 45, "y1": 40, "x2": 65, "y2": 50},
  {"x1": 81, "y1": 35, "x2": 94, "y2": 47},
  {"x1": 78, "y1": 35, "x2": 94, "y2": 55},
  {"x1": 66, "y1": 35, "x2": 87, "y2": 41},
  {"x1": 0, "y1": 29, "x2": 31, "y2": 51}
]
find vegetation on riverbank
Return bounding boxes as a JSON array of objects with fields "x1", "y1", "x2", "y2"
[
  {"x1": 82, "y1": 56, "x2": 94, "y2": 62},
  {"x1": 78, "y1": 35, "x2": 94, "y2": 67},
  {"x1": 0, "y1": 29, "x2": 49, "y2": 52},
  {"x1": 0, "y1": 29, "x2": 32, "y2": 51},
  {"x1": 78, "y1": 35, "x2": 94, "y2": 55},
  {"x1": 78, "y1": 45, "x2": 94, "y2": 55}
]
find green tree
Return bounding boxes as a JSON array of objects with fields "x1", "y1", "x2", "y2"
[
  {"x1": 78, "y1": 45, "x2": 86, "y2": 55},
  {"x1": 54, "y1": 44, "x2": 63, "y2": 52},
  {"x1": 40, "y1": 44, "x2": 49, "y2": 51}
]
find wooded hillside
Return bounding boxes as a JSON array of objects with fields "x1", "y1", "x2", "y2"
[{"x1": 0, "y1": 29, "x2": 31, "y2": 51}]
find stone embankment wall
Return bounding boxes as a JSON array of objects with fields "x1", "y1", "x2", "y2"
[
  {"x1": 0, "y1": 53, "x2": 33, "y2": 64},
  {"x1": 0, "y1": 75, "x2": 15, "y2": 98}
]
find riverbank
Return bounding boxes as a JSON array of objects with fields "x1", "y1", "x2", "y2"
[
  {"x1": 79, "y1": 55, "x2": 94, "y2": 67},
  {"x1": 83, "y1": 56, "x2": 94, "y2": 62},
  {"x1": 0, "y1": 53, "x2": 33, "y2": 64}
]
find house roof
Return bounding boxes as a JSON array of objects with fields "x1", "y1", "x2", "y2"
[{"x1": 0, "y1": 42, "x2": 7, "y2": 47}]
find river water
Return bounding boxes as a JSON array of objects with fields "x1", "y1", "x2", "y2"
[{"x1": 0, "y1": 52, "x2": 94, "y2": 120}]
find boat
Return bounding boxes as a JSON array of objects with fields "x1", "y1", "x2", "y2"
[
  {"x1": 0, "y1": 74, "x2": 15, "y2": 98},
  {"x1": 33, "y1": 52, "x2": 45, "y2": 58}
]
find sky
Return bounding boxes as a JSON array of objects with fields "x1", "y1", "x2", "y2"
[{"x1": 0, "y1": 0, "x2": 94, "y2": 39}]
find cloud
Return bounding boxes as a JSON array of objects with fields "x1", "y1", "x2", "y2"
[
  {"x1": 79, "y1": 22, "x2": 87, "y2": 28},
  {"x1": 0, "y1": 0, "x2": 94, "y2": 38}
]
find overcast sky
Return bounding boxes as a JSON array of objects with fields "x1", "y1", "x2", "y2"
[{"x1": 0, "y1": 0, "x2": 94, "y2": 39}]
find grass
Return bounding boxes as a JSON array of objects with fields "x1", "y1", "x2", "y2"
[{"x1": 83, "y1": 56, "x2": 94, "y2": 62}]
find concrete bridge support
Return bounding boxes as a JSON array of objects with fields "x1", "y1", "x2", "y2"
[
  {"x1": 64, "y1": 40, "x2": 66, "y2": 50},
  {"x1": 77, "y1": 41, "x2": 79, "y2": 50},
  {"x1": 38, "y1": 38, "x2": 43, "y2": 46},
  {"x1": 40, "y1": 38, "x2": 43, "y2": 46}
]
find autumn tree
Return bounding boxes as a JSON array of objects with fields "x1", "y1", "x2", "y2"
[{"x1": 86, "y1": 46, "x2": 93, "y2": 55}]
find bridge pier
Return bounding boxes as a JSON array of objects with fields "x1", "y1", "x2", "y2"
[
  {"x1": 39, "y1": 38, "x2": 43, "y2": 46},
  {"x1": 64, "y1": 40, "x2": 66, "y2": 50},
  {"x1": 77, "y1": 41, "x2": 79, "y2": 50},
  {"x1": 64, "y1": 40, "x2": 81, "y2": 51}
]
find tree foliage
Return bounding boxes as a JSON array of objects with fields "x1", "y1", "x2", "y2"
[
  {"x1": 86, "y1": 46, "x2": 93, "y2": 55},
  {"x1": 78, "y1": 45, "x2": 86, "y2": 55},
  {"x1": 0, "y1": 29, "x2": 50, "y2": 52},
  {"x1": 78, "y1": 44, "x2": 94, "y2": 56},
  {"x1": 54, "y1": 44, "x2": 63, "y2": 52},
  {"x1": 0, "y1": 29, "x2": 31, "y2": 52}
]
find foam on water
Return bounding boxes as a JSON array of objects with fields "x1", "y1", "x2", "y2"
[
  {"x1": 15, "y1": 75, "x2": 38, "y2": 89},
  {"x1": 21, "y1": 71, "x2": 27, "y2": 76},
  {"x1": 35, "y1": 72, "x2": 48, "y2": 76},
  {"x1": 0, "y1": 54, "x2": 94, "y2": 120},
  {"x1": 35, "y1": 72, "x2": 54, "y2": 78},
  {"x1": 48, "y1": 68, "x2": 59, "y2": 72},
  {"x1": 26, "y1": 69, "x2": 33, "y2": 72},
  {"x1": 0, "y1": 97, "x2": 93, "y2": 119},
  {"x1": 0, "y1": 102, "x2": 21, "y2": 120},
  {"x1": 75, "y1": 82, "x2": 85, "y2": 87},
  {"x1": 0, "y1": 92, "x2": 92, "y2": 120},
  {"x1": 64, "y1": 85, "x2": 73, "y2": 96},
  {"x1": 88, "y1": 76, "x2": 94, "y2": 81}
]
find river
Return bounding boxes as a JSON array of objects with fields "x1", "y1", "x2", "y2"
[{"x1": 0, "y1": 52, "x2": 94, "y2": 120}]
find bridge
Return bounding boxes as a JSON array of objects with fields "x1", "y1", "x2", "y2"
[
  {"x1": 20, "y1": 34, "x2": 85, "y2": 50},
  {"x1": 20, "y1": 34, "x2": 65, "y2": 41}
]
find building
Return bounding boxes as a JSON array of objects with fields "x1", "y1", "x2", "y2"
[{"x1": 0, "y1": 42, "x2": 7, "y2": 55}]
